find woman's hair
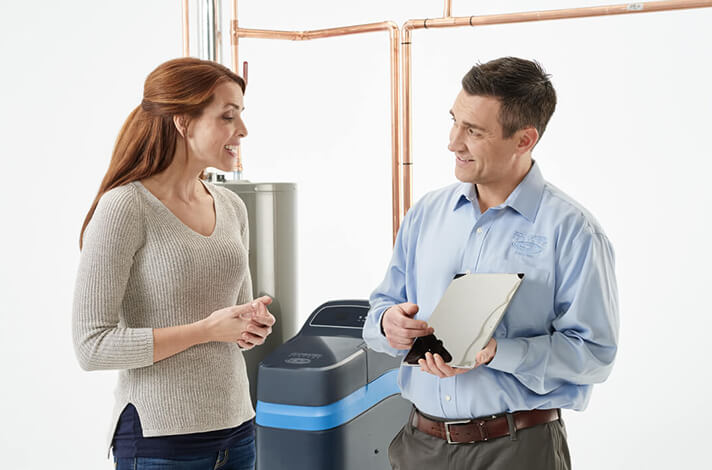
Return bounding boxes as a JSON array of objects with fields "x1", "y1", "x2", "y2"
[{"x1": 79, "y1": 58, "x2": 246, "y2": 249}]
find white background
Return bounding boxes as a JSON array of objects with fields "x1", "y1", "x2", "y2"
[{"x1": 1, "y1": 1, "x2": 711, "y2": 468}]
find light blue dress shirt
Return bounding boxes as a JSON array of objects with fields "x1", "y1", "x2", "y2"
[{"x1": 363, "y1": 162, "x2": 619, "y2": 419}]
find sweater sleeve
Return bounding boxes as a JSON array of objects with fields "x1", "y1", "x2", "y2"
[{"x1": 72, "y1": 185, "x2": 154, "y2": 371}]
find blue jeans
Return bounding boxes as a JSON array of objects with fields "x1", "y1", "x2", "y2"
[{"x1": 114, "y1": 435, "x2": 255, "y2": 470}]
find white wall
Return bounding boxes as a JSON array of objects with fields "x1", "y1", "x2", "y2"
[{"x1": 1, "y1": 1, "x2": 710, "y2": 468}]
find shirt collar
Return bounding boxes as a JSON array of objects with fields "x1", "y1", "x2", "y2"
[
  {"x1": 453, "y1": 182, "x2": 476, "y2": 211},
  {"x1": 452, "y1": 161, "x2": 546, "y2": 223},
  {"x1": 505, "y1": 161, "x2": 545, "y2": 222}
]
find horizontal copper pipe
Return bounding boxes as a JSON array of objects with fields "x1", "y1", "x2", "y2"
[
  {"x1": 182, "y1": 0, "x2": 190, "y2": 56},
  {"x1": 407, "y1": 0, "x2": 712, "y2": 30},
  {"x1": 400, "y1": 0, "x2": 712, "y2": 216},
  {"x1": 237, "y1": 21, "x2": 399, "y2": 40},
  {"x1": 235, "y1": 21, "x2": 402, "y2": 244}
]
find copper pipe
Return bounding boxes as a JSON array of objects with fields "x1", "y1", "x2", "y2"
[
  {"x1": 400, "y1": 0, "x2": 712, "y2": 216},
  {"x1": 444, "y1": 0, "x2": 452, "y2": 18},
  {"x1": 388, "y1": 25, "x2": 401, "y2": 245},
  {"x1": 236, "y1": 21, "x2": 402, "y2": 243},
  {"x1": 182, "y1": 0, "x2": 190, "y2": 56},
  {"x1": 237, "y1": 22, "x2": 398, "y2": 40},
  {"x1": 411, "y1": 0, "x2": 712, "y2": 30},
  {"x1": 231, "y1": 0, "x2": 239, "y2": 71},
  {"x1": 231, "y1": 0, "x2": 242, "y2": 178},
  {"x1": 401, "y1": 26, "x2": 412, "y2": 223}
]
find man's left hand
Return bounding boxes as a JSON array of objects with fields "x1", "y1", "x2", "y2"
[{"x1": 418, "y1": 338, "x2": 497, "y2": 378}]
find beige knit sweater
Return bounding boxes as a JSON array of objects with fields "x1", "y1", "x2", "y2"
[{"x1": 72, "y1": 180, "x2": 254, "y2": 443}]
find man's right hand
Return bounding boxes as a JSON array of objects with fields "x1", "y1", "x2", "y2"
[{"x1": 381, "y1": 302, "x2": 433, "y2": 350}]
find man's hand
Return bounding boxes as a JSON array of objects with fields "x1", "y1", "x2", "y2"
[
  {"x1": 418, "y1": 338, "x2": 497, "y2": 378},
  {"x1": 382, "y1": 302, "x2": 433, "y2": 350},
  {"x1": 475, "y1": 337, "x2": 497, "y2": 366}
]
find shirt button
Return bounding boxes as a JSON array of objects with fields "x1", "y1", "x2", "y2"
[
  {"x1": 445, "y1": 395, "x2": 452, "y2": 401},
  {"x1": 476, "y1": 228, "x2": 483, "y2": 234}
]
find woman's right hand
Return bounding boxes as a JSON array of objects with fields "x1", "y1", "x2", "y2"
[{"x1": 198, "y1": 296, "x2": 275, "y2": 349}]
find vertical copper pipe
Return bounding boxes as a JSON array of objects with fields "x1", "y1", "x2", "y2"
[
  {"x1": 182, "y1": 0, "x2": 190, "y2": 56},
  {"x1": 401, "y1": 25, "x2": 413, "y2": 218},
  {"x1": 232, "y1": 0, "x2": 243, "y2": 177},
  {"x1": 444, "y1": 0, "x2": 452, "y2": 18},
  {"x1": 388, "y1": 25, "x2": 401, "y2": 244},
  {"x1": 231, "y1": 0, "x2": 239, "y2": 72}
]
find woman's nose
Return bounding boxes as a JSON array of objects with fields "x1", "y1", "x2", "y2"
[{"x1": 237, "y1": 119, "x2": 248, "y2": 138}]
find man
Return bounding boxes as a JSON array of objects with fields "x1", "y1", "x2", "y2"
[{"x1": 363, "y1": 57, "x2": 619, "y2": 469}]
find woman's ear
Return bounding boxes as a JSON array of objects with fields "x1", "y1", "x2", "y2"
[{"x1": 173, "y1": 115, "x2": 188, "y2": 138}]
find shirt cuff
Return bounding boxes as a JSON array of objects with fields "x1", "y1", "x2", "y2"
[
  {"x1": 363, "y1": 306, "x2": 403, "y2": 357},
  {"x1": 486, "y1": 338, "x2": 527, "y2": 374}
]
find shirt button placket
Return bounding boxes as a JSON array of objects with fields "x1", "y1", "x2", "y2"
[
  {"x1": 441, "y1": 379, "x2": 458, "y2": 417},
  {"x1": 469, "y1": 223, "x2": 487, "y2": 272}
]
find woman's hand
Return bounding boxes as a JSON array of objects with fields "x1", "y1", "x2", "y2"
[
  {"x1": 197, "y1": 296, "x2": 276, "y2": 350},
  {"x1": 236, "y1": 296, "x2": 276, "y2": 350}
]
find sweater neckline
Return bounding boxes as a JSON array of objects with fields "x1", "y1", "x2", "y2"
[{"x1": 133, "y1": 180, "x2": 220, "y2": 239}]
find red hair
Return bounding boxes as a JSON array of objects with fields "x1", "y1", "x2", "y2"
[{"x1": 79, "y1": 58, "x2": 245, "y2": 248}]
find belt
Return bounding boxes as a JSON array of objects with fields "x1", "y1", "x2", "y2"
[{"x1": 414, "y1": 408, "x2": 560, "y2": 444}]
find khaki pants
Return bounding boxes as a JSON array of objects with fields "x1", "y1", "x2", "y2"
[{"x1": 388, "y1": 409, "x2": 571, "y2": 470}]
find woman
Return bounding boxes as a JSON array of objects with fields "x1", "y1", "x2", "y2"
[{"x1": 72, "y1": 57, "x2": 275, "y2": 470}]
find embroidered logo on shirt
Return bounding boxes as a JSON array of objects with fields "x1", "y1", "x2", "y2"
[{"x1": 512, "y1": 232, "x2": 547, "y2": 256}]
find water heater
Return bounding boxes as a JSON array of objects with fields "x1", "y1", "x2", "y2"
[{"x1": 217, "y1": 180, "x2": 297, "y2": 406}]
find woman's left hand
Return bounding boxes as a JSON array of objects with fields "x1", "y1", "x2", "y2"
[{"x1": 237, "y1": 296, "x2": 276, "y2": 350}]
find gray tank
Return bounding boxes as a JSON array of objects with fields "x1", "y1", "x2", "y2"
[{"x1": 217, "y1": 180, "x2": 297, "y2": 407}]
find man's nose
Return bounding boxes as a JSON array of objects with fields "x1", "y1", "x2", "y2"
[{"x1": 448, "y1": 128, "x2": 464, "y2": 152}]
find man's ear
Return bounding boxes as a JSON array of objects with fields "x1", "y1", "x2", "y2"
[
  {"x1": 516, "y1": 127, "x2": 539, "y2": 155},
  {"x1": 173, "y1": 115, "x2": 188, "y2": 138}
]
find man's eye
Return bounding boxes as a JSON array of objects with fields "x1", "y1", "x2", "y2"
[{"x1": 467, "y1": 128, "x2": 480, "y2": 137}]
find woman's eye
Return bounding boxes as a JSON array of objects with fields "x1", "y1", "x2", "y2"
[{"x1": 223, "y1": 116, "x2": 234, "y2": 121}]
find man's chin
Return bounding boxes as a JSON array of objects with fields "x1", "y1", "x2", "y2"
[{"x1": 454, "y1": 168, "x2": 478, "y2": 184}]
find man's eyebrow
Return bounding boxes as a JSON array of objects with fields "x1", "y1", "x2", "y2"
[{"x1": 449, "y1": 110, "x2": 486, "y2": 131}]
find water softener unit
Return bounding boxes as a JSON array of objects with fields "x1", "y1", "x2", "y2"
[
  {"x1": 219, "y1": 181, "x2": 410, "y2": 468},
  {"x1": 255, "y1": 300, "x2": 411, "y2": 470}
]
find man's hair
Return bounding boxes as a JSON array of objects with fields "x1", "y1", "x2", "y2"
[{"x1": 462, "y1": 57, "x2": 556, "y2": 140}]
